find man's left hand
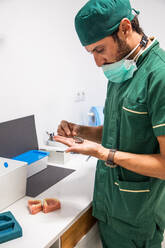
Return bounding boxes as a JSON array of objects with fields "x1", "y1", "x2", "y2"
[{"x1": 54, "y1": 135, "x2": 108, "y2": 160}]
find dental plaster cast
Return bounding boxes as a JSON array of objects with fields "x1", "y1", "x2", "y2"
[
  {"x1": 28, "y1": 200, "x2": 42, "y2": 215},
  {"x1": 28, "y1": 198, "x2": 61, "y2": 215},
  {"x1": 43, "y1": 198, "x2": 61, "y2": 213}
]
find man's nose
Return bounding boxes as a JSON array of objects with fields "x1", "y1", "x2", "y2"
[{"x1": 93, "y1": 53, "x2": 106, "y2": 67}]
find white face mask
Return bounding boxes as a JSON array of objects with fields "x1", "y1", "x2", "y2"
[{"x1": 102, "y1": 42, "x2": 144, "y2": 84}]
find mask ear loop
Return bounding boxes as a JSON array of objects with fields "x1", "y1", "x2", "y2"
[
  {"x1": 133, "y1": 47, "x2": 144, "y2": 62},
  {"x1": 124, "y1": 43, "x2": 140, "y2": 60}
]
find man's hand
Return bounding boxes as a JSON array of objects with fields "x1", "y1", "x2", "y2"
[
  {"x1": 57, "y1": 120, "x2": 103, "y2": 143},
  {"x1": 54, "y1": 135, "x2": 109, "y2": 160},
  {"x1": 57, "y1": 120, "x2": 81, "y2": 137}
]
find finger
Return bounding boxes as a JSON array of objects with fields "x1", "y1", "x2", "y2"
[
  {"x1": 54, "y1": 136, "x2": 73, "y2": 147},
  {"x1": 72, "y1": 127, "x2": 78, "y2": 136},
  {"x1": 57, "y1": 126, "x2": 66, "y2": 137},
  {"x1": 61, "y1": 121, "x2": 72, "y2": 136},
  {"x1": 57, "y1": 122, "x2": 68, "y2": 137},
  {"x1": 69, "y1": 123, "x2": 79, "y2": 137}
]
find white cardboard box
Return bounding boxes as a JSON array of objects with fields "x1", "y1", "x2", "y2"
[
  {"x1": 12, "y1": 150, "x2": 49, "y2": 178},
  {"x1": 0, "y1": 158, "x2": 27, "y2": 211},
  {"x1": 40, "y1": 145, "x2": 72, "y2": 165},
  {"x1": 27, "y1": 156, "x2": 48, "y2": 177}
]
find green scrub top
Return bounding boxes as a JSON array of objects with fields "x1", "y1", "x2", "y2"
[{"x1": 92, "y1": 39, "x2": 165, "y2": 240}]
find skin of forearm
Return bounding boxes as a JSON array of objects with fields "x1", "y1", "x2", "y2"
[
  {"x1": 79, "y1": 125, "x2": 103, "y2": 143},
  {"x1": 97, "y1": 147, "x2": 165, "y2": 179},
  {"x1": 114, "y1": 151, "x2": 165, "y2": 180}
]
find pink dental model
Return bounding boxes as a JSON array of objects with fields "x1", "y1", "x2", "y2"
[
  {"x1": 28, "y1": 200, "x2": 43, "y2": 215},
  {"x1": 43, "y1": 198, "x2": 61, "y2": 213}
]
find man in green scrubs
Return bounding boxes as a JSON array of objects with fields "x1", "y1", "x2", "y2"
[{"x1": 55, "y1": 0, "x2": 165, "y2": 247}]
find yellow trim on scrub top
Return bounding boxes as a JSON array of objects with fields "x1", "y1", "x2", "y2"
[
  {"x1": 153, "y1": 123, "x2": 165, "y2": 129},
  {"x1": 122, "y1": 106, "x2": 148, "y2": 115},
  {"x1": 114, "y1": 182, "x2": 150, "y2": 193}
]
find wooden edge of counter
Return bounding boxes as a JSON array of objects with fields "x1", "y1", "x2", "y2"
[{"x1": 60, "y1": 207, "x2": 96, "y2": 248}]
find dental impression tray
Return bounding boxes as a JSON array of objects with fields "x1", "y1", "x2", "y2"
[{"x1": 0, "y1": 211, "x2": 22, "y2": 244}]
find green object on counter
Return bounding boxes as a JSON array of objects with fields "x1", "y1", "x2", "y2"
[{"x1": 0, "y1": 211, "x2": 22, "y2": 244}]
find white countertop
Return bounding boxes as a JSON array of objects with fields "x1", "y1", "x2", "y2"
[{"x1": 0, "y1": 154, "x2": 97, "y2": 248}]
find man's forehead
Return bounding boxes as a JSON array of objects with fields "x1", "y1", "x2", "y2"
[{"x1": 85, "y1": 36, "x2": 112, "y2": 53}]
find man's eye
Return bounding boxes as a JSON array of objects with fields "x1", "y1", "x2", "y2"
[{"x1": 96, "y1": 49, "x2": 104, "y2": 53}]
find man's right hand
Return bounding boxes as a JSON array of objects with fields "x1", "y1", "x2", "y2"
[{"x1": 57, "y1": 120, "x2": 81, "y2": 137}]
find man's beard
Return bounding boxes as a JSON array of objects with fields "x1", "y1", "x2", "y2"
[{"x1": 115, "y1": 37, "x2": 132, "y2": 62}]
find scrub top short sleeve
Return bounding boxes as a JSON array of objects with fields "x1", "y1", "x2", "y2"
[{"x1": 148, "y1": 68, "x2": 165, "y2": 137}]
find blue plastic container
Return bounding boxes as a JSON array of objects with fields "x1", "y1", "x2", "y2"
[{"x1": 13, "y1": 150, "x2": 49, "y2": 177}]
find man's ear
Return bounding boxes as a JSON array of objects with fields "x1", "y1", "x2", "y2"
[{"x1": 118, "y1": 18, "x2": 132, "y2": 40}]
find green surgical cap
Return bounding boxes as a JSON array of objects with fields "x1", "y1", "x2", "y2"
[{"x1": 75, "y1": 0, "x2": 139, "y2": 46}]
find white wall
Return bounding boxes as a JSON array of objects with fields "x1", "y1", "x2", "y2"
[
  {"x1": 0, "y1": 0, "x2": 107, "y2": 145},
  {"x1": 0, "y1": 0, "x2": 164, "y2": 146},
  {"x1": 130, "y1": 0, "x2": 165, "y2": 48}
]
